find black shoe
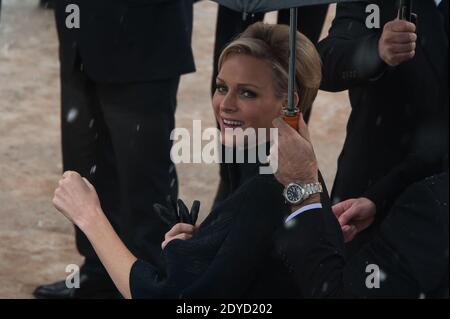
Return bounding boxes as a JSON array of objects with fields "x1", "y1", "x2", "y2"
[{"x1": 33, "y1": 273, "x2": 121, "y2": 299}]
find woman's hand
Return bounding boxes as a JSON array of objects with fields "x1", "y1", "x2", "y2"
[
  {"x1": 53, "y1": 171, "x2": 137, "y2": 299},
  {"x1": 161, "y1": 223, "x2": 197, "y2": 250},
  {"x1": 52, "y1": 171, "x2": 102, "y2": 230}
]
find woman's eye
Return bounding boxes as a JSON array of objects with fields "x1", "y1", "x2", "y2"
[
  {"x1": 216, "y1": 84, "x2": 227, "y2": 94},
  {"x1": 241, "y1": 90, "x2": 257, "y2": 98}
]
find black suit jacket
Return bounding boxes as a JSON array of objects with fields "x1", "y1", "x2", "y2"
[
  {"x1": 275, "y1": 173, "x2": 449, "y2": 298},
  {"x1": 54, "y1": 0, "x2": 196, "y2": 82},
  {"x1": 318, "y1": 0, "x2": 449, "y2": 219}
]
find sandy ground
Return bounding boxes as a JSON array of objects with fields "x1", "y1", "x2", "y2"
[{"x1": 0, "y1": 0, "x2": 350, "y2": 298}]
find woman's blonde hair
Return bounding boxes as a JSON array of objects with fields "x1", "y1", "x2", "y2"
[{"x1": 218, "y1": 22, "x2": 322, "y2": 113}]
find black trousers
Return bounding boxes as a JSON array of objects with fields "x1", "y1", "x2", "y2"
[{"x1": 60, "y1": 60, "x2": 178, "y2": 277}]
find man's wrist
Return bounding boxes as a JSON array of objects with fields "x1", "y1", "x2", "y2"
[
  {"x1": 290, "y1": 194, "x2": 321, "y2": 213},
  {"x1": 284, "y1": 174, "x2": 319, "y2": 187}
]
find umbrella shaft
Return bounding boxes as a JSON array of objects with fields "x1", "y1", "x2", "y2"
[{"x1": 287, "y1": 8, "x2": 298, "y2": 112}]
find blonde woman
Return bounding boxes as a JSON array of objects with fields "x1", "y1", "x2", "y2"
[{"x1": 52, "y1": 22, "x2": 324, "y2": 299}]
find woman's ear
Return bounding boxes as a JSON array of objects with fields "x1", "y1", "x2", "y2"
[
  {"x1": 283, "y1": 92, "x2": 300, "y2": 109},
  {"x1": 294, "y1": 92, "x2": 300, "y2": 109}
]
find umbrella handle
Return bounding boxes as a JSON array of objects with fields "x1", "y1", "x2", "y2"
[{"x1": 283, "y1": 113, "x2": 299, "y2": 131}]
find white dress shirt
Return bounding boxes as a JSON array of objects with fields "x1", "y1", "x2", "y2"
[{"x1": 285, "y1": 203, "x2": 323, "y2": 224}]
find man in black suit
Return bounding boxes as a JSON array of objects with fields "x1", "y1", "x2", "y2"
[
  {"x1": 34, "y1": 0, "x2": 195, "y2": 298},
  {"x1": 317, "y1": 0, "x2": 449, "y2": 252},
  {"x1": 271, "y1": 117, "x2": 448, "y2": 298}
]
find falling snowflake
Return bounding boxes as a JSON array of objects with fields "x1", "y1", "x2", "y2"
[
  {"x1": 379, "y1": 268, "x2": 387, "y2": 282},
  {"x1": 67, "y1": 108, "x2": 79, "y2": 123},
  {"x1": 90, "y1": 165, "x2": 97, "y2": 175},
  {"x1": 285, "y1": 219, "x2": 296, "y2": 229}
]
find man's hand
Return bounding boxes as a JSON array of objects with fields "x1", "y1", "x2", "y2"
[
  {"x1": 161, "y1": 223, "x2": 197, "y2": 250},
  {"x1": 378, "y1": 19, "x2": 417, "y2": 67},
  {"x1": 332, "y1": 197, "x2": 376, "y2": 243},
  {"x1": 52, "y1": 171, "x2": 102, "y2": 230},
  {"x1": 270, "y1": 114, "x2": 318, "y2": 187}
]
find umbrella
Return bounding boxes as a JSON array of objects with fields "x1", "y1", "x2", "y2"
[
  {"x1": 210, "y1": 0, "x2": 355, "y2": 129},
  {"x1": 212, "y1": 0, "x2": 352, "y2": 13}
]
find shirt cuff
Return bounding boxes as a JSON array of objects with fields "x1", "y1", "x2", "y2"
[{"x1": 285, "y1": 203, "x2": 323, "y2": 224}]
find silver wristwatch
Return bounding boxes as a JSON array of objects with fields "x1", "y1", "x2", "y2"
[{"x1": 283, "y1": 182, "x2": 323, "y2": 205}]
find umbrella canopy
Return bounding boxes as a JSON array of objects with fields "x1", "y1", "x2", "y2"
[{"x1": 211, "y1": 0, "x2": 354, "y2": 13}]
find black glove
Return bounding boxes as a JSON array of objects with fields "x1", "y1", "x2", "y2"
[{"x1": 154, "y1": 197, "x2": 200, "y2": 227}]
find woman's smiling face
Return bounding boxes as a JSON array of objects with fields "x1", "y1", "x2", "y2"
[{"x1": 212, "y1": 54, "x2": 285, "y2": 146}]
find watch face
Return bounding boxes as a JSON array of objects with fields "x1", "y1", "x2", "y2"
[{"x1": 285, "y1": 184, "x2": 305, "y2": 204}]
